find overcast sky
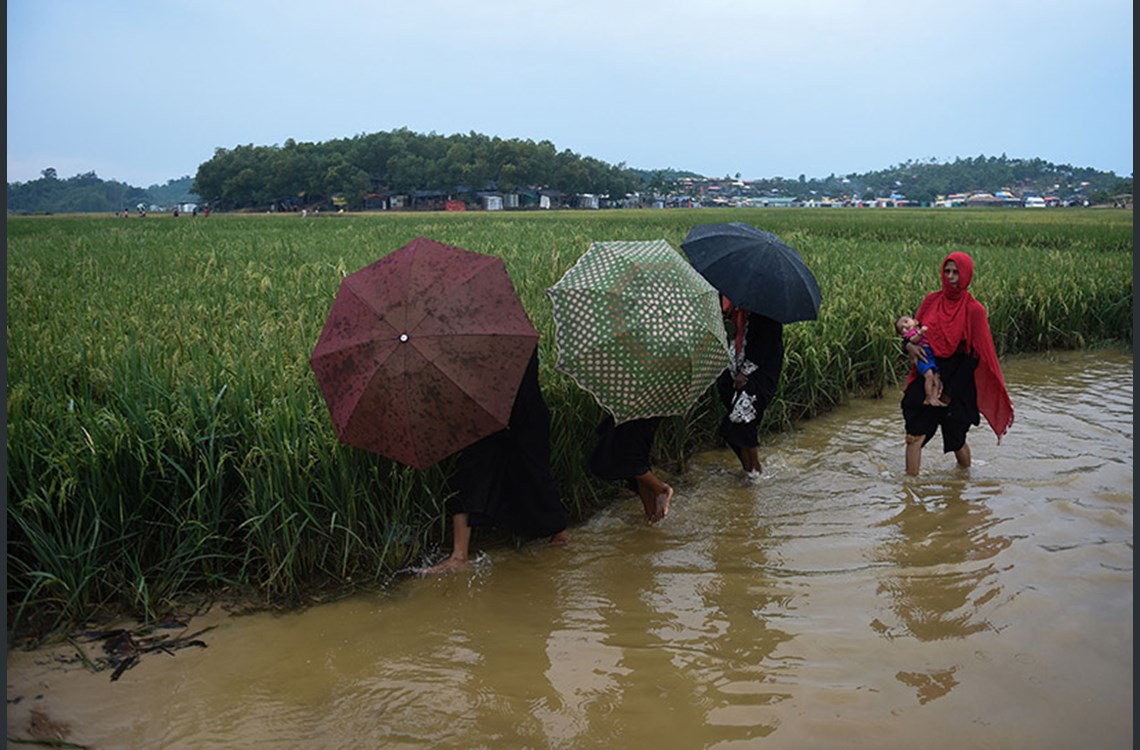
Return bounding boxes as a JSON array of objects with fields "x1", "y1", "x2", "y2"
[{"x1": 7, "y1": 0, "x2": 1134, "y2": 188}]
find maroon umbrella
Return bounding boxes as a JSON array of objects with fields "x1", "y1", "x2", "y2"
[{"x1": 310, "y1": 236, "x2": 539, "y2": 470}]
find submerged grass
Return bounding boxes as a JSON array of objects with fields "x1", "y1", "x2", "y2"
[{"x1": 6, "y1": 208, "x2": 1133, "y2": 641}]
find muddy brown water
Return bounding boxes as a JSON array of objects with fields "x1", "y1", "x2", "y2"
[{"x1": 6, "y1": 349, "x2": 1132, "y2": 750}]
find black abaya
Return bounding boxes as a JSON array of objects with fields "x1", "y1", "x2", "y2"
[
  {"x1": 448, "y1": 349, "x2": 567, "y2": 539},
  {"x1": 587, "y1": 414, "x2": 662, "y2": 493},
  {"x1": 717, "y1": 313, "x2": 784, "y2": 452}
]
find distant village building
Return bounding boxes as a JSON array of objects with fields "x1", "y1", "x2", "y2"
[
  {"x1": 745, "y1": 196, "x2": 796, "y2": 208},
  {"x1": 965, "y1": 192, "x2": 1002, "y2": 207},
  {"x1": 935, "y1": 193, "x2": 969, "y2": 207}
]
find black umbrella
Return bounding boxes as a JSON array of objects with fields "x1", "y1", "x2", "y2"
[{"x1": 681, "y1": 222, "x2": 821, "y2": 323}]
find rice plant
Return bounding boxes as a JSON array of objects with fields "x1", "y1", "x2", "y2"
[{"x1": 6, "y1": 208, "x2": 1132, "y2": 641}]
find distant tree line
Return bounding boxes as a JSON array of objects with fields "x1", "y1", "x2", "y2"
[{"x1": 7, "y1": 130, "x2": 1131, "y2": 214}]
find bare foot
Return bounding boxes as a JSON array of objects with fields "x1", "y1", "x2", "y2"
[
  {"x1": 418, "y1": 555, "x2": 469, "y2": 575},
  {"x1": 652, "y1": 485, "x2": 673, "y2": 525},
  {"x1": 549, "y1": 530, "x2": 569, "y2": 546},
  {"x1": 639, "y1": 492, "x2": 658, "y2": 523}
]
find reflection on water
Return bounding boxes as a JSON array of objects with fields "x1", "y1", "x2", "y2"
[
  {"x1": 7, "y1": 349, "x2": 1133, "y2": 749},
  {"x1": 874, "y1": 488, "x2": 1012, "y2": 643}
]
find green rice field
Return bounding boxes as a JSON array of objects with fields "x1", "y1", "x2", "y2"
[{"x1": 5, "y1": 207, "x2": 1133, "y2": 640}]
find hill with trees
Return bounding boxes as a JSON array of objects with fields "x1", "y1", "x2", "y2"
[
  {"x1": 760, "y1": 155, "x2": 1132, "y2": 207},
  {"x1": 6, "y1": 170, "x2": 196, "y2": 214},
  {"x1": 6, "y1": 128, "x2": 1131, "y2": 214}
]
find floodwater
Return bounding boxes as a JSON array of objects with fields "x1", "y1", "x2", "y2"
[{"x1": 7, "y1": 349, "x2": 1132, "y2": 750}]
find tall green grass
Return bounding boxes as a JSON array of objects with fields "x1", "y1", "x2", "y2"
[{"x1": 6, "y1": 208, "x2": 1132, "y2": 641}]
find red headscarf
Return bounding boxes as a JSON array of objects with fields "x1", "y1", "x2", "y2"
[
  {"x1": 908, "y1": 251, "x2": 1014, "y2": 442},
  {"x1": 722, "y1": 295, "x2": 747, "y2": 355}
]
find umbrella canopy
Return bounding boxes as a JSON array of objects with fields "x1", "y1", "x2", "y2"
[
  {"x1": 547, "y1": 239, "x2": 730, "y2": 423},
  {"x1": 681, "y1": 222, "x2": 821, "y2": 323},
  {"x1": 310, "y1": 236, "x2": 538, "y2": 470}
]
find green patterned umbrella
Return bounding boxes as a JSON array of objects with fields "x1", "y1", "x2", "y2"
[{"x1": 547, "y1": 239, "x2": 731, "y2": 423}]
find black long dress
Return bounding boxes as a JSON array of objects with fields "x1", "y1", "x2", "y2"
[
  {"x1": 716, "y1": 313, "x2": 784, "y2": 454},
  {"x1": 587, "y1": 414, "x2": 663, "y2": 493},
  {"x1": 447, "y1": 348, "x2": 567, "y2": 539},
  {"x1": 901, "y1": 348, "x2": 980, "y2": 453}
]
